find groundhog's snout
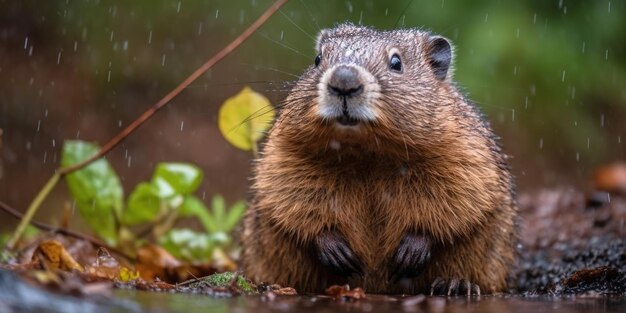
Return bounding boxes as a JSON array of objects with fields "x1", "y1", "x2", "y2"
[
  {"x1": 317, "y1": 62, "x2": 379, "y2": 127},
  {"x1": 328, "y1": 65, "x2": 364, "y2": 98}
]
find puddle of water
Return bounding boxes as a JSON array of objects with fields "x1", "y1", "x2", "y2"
[{"x1": 114, "y1": 289, "x2": 626, "y2": 313}]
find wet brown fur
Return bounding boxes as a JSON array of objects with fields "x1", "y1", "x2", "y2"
[{"x1": 242, "y1": 24, "x2": 518, "y2": 294}]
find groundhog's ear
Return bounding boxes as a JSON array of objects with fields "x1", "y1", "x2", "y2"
[
  {"x1": 316, "y1": 29, "x2": 330, "y2": 52},
  {"x1": 427, "y1": 36, "x2": 452, "y2": 81}
]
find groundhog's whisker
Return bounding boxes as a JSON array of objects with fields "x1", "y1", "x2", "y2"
[{"x1": 258, "y1": 31, "x2": 311, "y2": 59}]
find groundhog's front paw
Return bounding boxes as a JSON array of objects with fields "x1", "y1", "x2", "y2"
[
  {"x1": 389, "y1": 232, "x2": 431, "y2": 283},
  {"x1": 430, "y1": 277, "x2": 481, "y2": 296},
  {"x1": 314, "y1": 230, "x2": 364, "y2": 276}
]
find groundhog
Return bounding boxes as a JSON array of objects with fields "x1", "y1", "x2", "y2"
[{"x1": 242, "y1": 23, "x2": 518, "y2": 295}]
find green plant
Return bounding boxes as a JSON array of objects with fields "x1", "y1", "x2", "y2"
[{"x1": 61, "y1": 140, "x2": 244, "y2": 262}]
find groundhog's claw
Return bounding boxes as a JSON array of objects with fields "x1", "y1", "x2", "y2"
[
  {"x1": 314, "y1": 230, "x2": 364, "y2": 276},
  {"x1": 430, "y1": 277, "x2": 480, "y2": 296},
  {"x1": 389, "y1": 233, "x2": 431, "y2": 283}
]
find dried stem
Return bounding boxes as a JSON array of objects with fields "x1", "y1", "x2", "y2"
[
  {"x1": 4, "y1": 0, "x2": 289, "y2": 250},
  {"x1": 0, "y1": 199, "x2": 129, "y2": 259}
]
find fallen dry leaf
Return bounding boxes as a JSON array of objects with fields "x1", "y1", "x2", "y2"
[
  {"x1": 84, "y1": 248, "x2": 139, "y2": 282},
  {"x1": 32, "y1": 240, "x2": 84, "y2": 272},
  {"x1": 135, "y1": 243, "x2": 216, "y2": 283},
  {"x1": 325, "y1": 284, "x2": 366, "y2": 300},
  {"x1": 135, "y1": 243, "x2": 182, "y2": 281}
]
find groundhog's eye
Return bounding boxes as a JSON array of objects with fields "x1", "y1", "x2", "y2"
[
  {"x1": 389, "y1": 54, "x2": 402, "y2": 72},
  {"x1": 314, "y1": 54, "x2": 322, "y2": 67}
]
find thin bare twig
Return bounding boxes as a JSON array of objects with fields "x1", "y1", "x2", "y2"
[
  {"x1": 0, "y1": 200, "x2": 130, "y2": 259},
  {"x1": 59, "y1": 0, "x2": 289, "y2": 175},
  {"x1": 4, "y1": 0, "x2": 290, "y2": 250}
]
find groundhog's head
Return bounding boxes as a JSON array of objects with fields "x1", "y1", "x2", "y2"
[{"x1": 276, "y1": 23, "x2": 458, "y2": 156}]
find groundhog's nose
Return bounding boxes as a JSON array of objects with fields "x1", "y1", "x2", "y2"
[{"x1": 328, "y1": 65, "x2": 363, "y2": 98}]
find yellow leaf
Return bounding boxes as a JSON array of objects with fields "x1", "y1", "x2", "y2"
[
  {"x1": 118, "y1": 267, "x2": 141, "y2": 282},
  {"x1": 218, "y1": 86, "x2": 275, "y2": 151}
]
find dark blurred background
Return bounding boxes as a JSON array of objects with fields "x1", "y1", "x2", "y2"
[{"x1": 1, "y1": 0, "x2": 625, "y2": 231}]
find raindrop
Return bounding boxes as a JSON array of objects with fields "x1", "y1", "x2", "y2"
[
  {"x1": 605, "y1": 49, "x2": 609, "y2": 60},
  {"x1": 561, "y1": 70, "x2": 566, "y2": 82},
  {"x1": 608, "y1": 1, "x2": 611, "y2": 13},
  {"x1": 511, "y1": 109, "x2": 515, "y2": 122},
  {"x1": 601, "y1": 114, "x2": 605, "y2": 127},
  {"x1": 533, "y1": 13, "x2": 537, "y2": 24},
  {"x1": 76, "y1": 130, "x2": 80, "y2": 138},
  {"x1": 118, "y1": 120, "x2": 122, "y2": 128},
  {"x1": 110, "y1": 31, "x2": 114, "y2": 42},
  {"x1": 180, "y1": 121, "x2": 185, "y2": 131},
  {"x1": 162, "y1": 54, "x2": 166, "y2": 67},
  {"x1": 43, "y1": 151, "x2": 48, "y2": 164},
  {"x1": 215, "y1": 9, "x2": 219, "y2": 19},
  {"x1": 441, "y1": 0, "x2": 445, "y2": 8},
  {"x1": 52, "y1": 139, "x2": 56, "y2": 148},
  {"x1": 587, "y1": 137, "x2": 590, "y2": 149},
  {"x1": 57, "y1": 51, "x2": 62, "y2": 64},
  {"x1": 107, "y1": 70, "x2": 112, "y2": 82},
  {"x1": 539, "y1": 138, "x2": 544, "y2": 150},
  {"x1": 73, "y1": 41, "x2": 78, "y2": 52},
  {"x1": 576, "y1": 152, "x2": 580, "y2": 162},
  {"x1": 28, "y1": 46, "x2": 34, "y2": 56},
  {"x1": 202, "y1": 192, "x2": 206, "y2": 200},
  {"x1": 582, "y1": 41, "x2": 586, "y2": 53},
  {"x1": 484, "y1": 13, "x2": 489, "y2": 22},
  {"x1": 24, "y1": 37, "x2": 28, "y2": 49},
  {"x1": 45, "y1": 109, "x2": 48, "y2": 117},
  {"x1": 516, "y1": 28, "x2": 520, "y2": 38},
  {"x1": 198, "y1": 22, "x2": 203, "y2": 35},
  {"x1": 280, "y1": 31, "x2": 284, "y2": 41},
  {"x1": 148, "y1": 31, "x2": 153, "y2": 44},
  {"x1": 176, "y1": 1, "x2": 181, "y2": 13},
  {"x1": 128, "y1": 155, "x2": 132, "y2": 168},
  {"x1": 524, "y1": 96, "x2": 528, "y2": 109},
  {"x1": 26, "y1": 141, "x2": 32, "y2": 151},
  {"x1": 123, "y1": 40, "x2": 128, "y2": 51},
  {"x1": 513, "y1": 66, "x2": 517, "y2": 75},
  {"x1": 37, "y1": 120, "x2": 41, "y2": 132},
  {"x1": 346, "y1": 1, "x2": 353, "y2": 13},
  {"x1": 571, "y1": 87, "x2": 576, "y2": 99},
  {"x1": 619, "y1": 136, "x2": 622, "y2": 144},
  {"x1": 385, "y1": 8, "x2": 388, "y2": 16}
]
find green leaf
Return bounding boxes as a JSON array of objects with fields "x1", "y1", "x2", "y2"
[
  {"x1": 158, "y1": 228, "x2": 214, "y2": 262},
  {"x1": 153, "y1": 163, "x2": 203, "y2": 195},
  {"x1": 179, "y1": 195, "x2": 216, "y2": 233},
  {"x1": 224, "y1": 200, "x2": 246, "y2": 233},
  {"x1": 218, "y1": 86, "x2": 275, "y2": 151},
  {"x1": 61, "y1": 140, "x2": 122, "y2": 245},
  {"x1": 211, "y1": 195, "x2": 226, "y2": 229},
  {"x1": 122, "y1": 182, "x2": 161, "y2": 226}
]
